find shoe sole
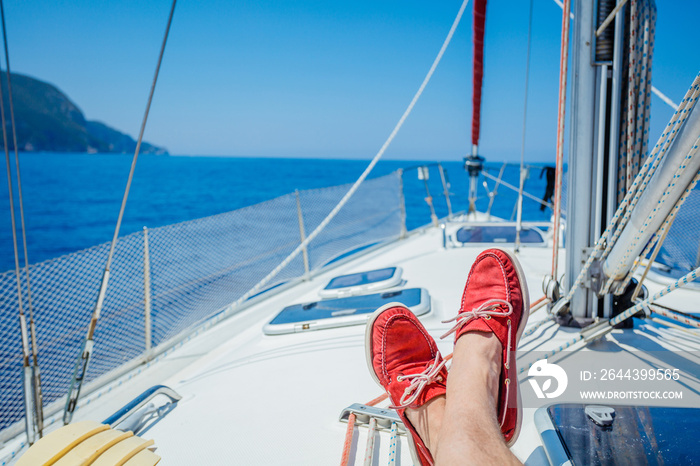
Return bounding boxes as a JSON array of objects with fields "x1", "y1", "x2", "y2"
[
  {"x1": 491, "y1": 247, "x2": 530, "y2": 447},
  {"x1": 364, "y1": 302, "x2": 426, "y2": 466}
]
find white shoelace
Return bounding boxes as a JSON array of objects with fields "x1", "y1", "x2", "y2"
[
  {"x1": 440, "y1": 299, "x2": 513, "y2": 339},
  {"x1": 440, "y1": 298, "x2": 514, "y2": 427},
  {"x1": 392, "y1": 355, "x2": 447, "y2": 409}
]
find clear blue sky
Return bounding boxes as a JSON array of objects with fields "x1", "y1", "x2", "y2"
[{"x1": 7, "y1": 0, "x2": 700, "y2": 161}]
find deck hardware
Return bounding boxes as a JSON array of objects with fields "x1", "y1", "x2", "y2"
[
  {"x1": 64, "y1": 338, "x2": 94, "y2": 425},
  {"x1": 104, "y1": 384, "x2": 181, "y2": 429},
  {"x1": 21, "y1": 366, "x2": 36, "y2": 445},
  {"x1": 542, "y1": 275, "x2": 561, "y2": 303},
  {"x1": 143, "y1": 227, "x2": 153, "y2": 358},
  {"x1": 397, "y1": 168, "x2": 407, "y2": 238},
  {"x1": 611, "y1": 279, "x2": 647, "y2": 329},
  {"x1": 588, "y1": 257, "x2": 603, "y2": 294},
  {"x1": 417, "y1": 166, "x2": 429, "y2": 181},
  {"x1": 417, "y1": 166, "x2": 439, "y2": 227},
  {"x1": 580, "y1": 318, "x2": 613, "y2": 342},
  {"x1": 484, "y1": 162, "x2": 507, "y2": 218},
  {"x1": 339, "y1": 404, "x2": 405, "y2": 433},
  {"x1": 514, "y1": 166, "x2": 529, "y2": 251},
  {"x1": 441, "y1": 223, "x2": 447, "y2": 249},
  {"x1": 464, "y1": 154, "x2": 484, "y2": 215},
  {"x1": 585, "y1": 405, "x2": 615, "y2": 426},
  {"x1": 437, "y1": 163, "x2": 453, "y2": 218}
]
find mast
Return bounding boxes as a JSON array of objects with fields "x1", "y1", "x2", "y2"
[
  {"x1": 564, "y1": 0, "x2": 599, "y2": 318},
  {"x1": 563, "y1": 0, "x2": 657, "y2": 319}
]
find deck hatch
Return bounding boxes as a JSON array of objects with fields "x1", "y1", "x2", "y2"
[
  {"x1": 319, "y1": 267, "x2": 403, "y2": 298},
  {"x1": 455, "y1": 225, "x2": 544, "y2": 244},
  {"x1": 263, "y1": 287, "x2": 429, "y2": 335}
]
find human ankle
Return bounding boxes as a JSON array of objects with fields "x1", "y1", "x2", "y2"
[
  {"x1": 456, "y1": 331, "x2": 501, "y2": 365},
  {"x1": 405, "y1": 395, "x2": 445, "y2": 456},
  {"x1": 452, "y1": 332, "x2": 502, "y2": 404}
]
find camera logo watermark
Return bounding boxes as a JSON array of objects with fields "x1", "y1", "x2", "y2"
[{"x1": 528, "y1": 359, "x2": 568, "y2": 399}]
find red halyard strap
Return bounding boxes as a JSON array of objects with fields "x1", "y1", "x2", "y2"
[{"x1": 471, "y1": 0, "x2": 487, "y2": 147}]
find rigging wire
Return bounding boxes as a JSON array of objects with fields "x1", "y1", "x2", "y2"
[
  {"x1": 514, "y1": 0, "x2": 534, "y2": 252},
  {"x1": 63, "y1": 0, "x2": 178, "y2": 425},
  {"x1": 234, "y1": 0, "x2": 470, "y2": 306},
  {"x1": 0, "y1": 0, "x2": 42, "y2": 442},
  {"x1": 550, "y1": 0, "x2": 571, "y2": 280},
  {"x1": 522, "y1": 264, "x2": 700, "y2": 374},
  {"x1": 561, "y1": 73, "x2": 700, "y2": 305}
]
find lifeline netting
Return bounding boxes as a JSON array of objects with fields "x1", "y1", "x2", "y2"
[
  {"x1": 656, "y1": 188, "x2": 700, "y2": 276},
  {"x1": 0, "y1": 172, "x2": 403, "y2": 436}
]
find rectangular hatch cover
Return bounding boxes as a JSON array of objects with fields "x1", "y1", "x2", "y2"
[{"x1": 263, "y1": 287, "x2": 429, "y2": 335}]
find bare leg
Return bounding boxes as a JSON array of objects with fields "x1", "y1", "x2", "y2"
[
  {"x1": 434, "y1": 332, "x2": 522, "y2": 465},
  {"x1": 405, "y1": 395, "x2": 446, "y2": 457}
]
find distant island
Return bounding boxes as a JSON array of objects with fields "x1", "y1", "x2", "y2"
[{"x1": 1, "y1": 72, "x2": 168, "y2": 154}]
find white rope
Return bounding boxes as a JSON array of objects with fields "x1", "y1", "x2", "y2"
[
  {"x1": 563, "y1": 73, "x2": 700, "y2": 303},
  {"x1": 363, "y1": 417, "x2": 377, "y2": 466},
  {"x1": 612, "y1": 157, "x2": 700, "y2": 295},
  {"x1": 610, "y1": 266, "x2": 700, "y2": 326},
  {"x1": 234, "y1": 0, "x2": 470, "y2": 306},
  {"x1": 601, "y1": 79, "x2": 699, "y2": 263},
  {"x1": 621, "y1": 0, "x2": 654, "y2": 198},
  {"x1": 609, "y1": 135, "x2": 700, "y2": 281},
  {"x1": 521, "y1": 264, "x2": 700, "y2": 374},
  {"x1": 630, "y1": 170, "x2": 700, "y2": 297},
  {"x1": 596, "y1": 0, "x2": 629, "y2": 37},
  {"x1": 650, "y1": 305, "x2": 700, "y2": 330},
  {"x1": 388, "y1": 422, "x2": 398, "y2": 465}
]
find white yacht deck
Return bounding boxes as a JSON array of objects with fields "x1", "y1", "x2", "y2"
[{"x1": 9, "y1": 221, "x2": 696, "y2": 465}]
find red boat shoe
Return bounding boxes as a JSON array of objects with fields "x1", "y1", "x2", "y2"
[
  {"x1": 366, "y1": 303, "x2": 447, "y2": 466},
  {"x1": 441, "y1": 248, "x2": 529, "y2": 446}
]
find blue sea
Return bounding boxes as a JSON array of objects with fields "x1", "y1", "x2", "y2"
[{"x1": 0, "y1": 153, "x2": 555, "y2": 273}]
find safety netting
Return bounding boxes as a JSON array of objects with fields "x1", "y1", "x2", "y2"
[
  {"x1": 656, "y1": 188, "x2": 700, "y2": 277},
  {"x1": 0, "y1": 172, "x2": 403, "y2": 437}
]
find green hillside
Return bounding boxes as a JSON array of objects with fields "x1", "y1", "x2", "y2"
[{"x1": 1, "y1": 72, "x2": 167, "y2": 154}]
